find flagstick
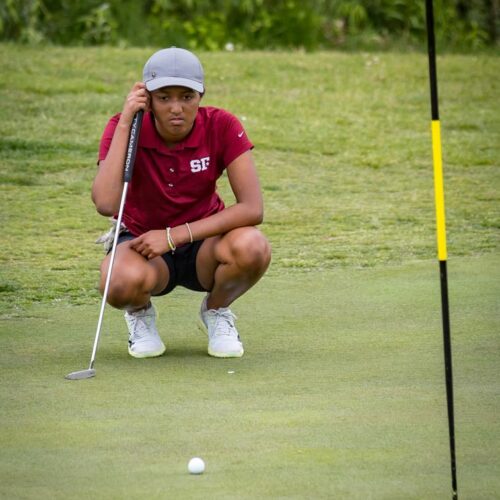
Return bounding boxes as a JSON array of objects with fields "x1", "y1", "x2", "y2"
[{"x1": 425, "y1": 1, "x2": 458, "y2": 498}]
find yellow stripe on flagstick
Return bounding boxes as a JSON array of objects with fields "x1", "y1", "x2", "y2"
[{"x1": 431, "y1": 120, "x2": 448, "y2": 261}]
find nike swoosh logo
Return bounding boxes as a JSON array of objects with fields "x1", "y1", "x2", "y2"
[{"x1": 238, "y1": 131, "x2": 244, "y2": 137}]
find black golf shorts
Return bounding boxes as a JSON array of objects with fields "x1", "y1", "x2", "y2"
[{"x1": 113, "y1": 232, "x2": 208, "y2": 296}]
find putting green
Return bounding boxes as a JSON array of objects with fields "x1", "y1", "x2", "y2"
[{"x1": 1, "y1": 255, "x2": 498, "y2": 499}]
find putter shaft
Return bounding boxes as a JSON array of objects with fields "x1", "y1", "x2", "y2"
[{"x1": 65, "y1": 111, "x2": 143, "y2": 381}]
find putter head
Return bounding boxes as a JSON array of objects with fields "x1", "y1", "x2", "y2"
[{"x1": 65, "y1": 369, "x2": 96, "y2": 380}]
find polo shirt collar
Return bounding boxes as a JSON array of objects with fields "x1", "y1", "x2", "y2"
[{"x1": 140, "y1": 110, "x2": 203, "y2": 152}]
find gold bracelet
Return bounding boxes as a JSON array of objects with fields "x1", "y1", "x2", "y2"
[
  {"x1": 166, "y1": 227, "x2": 176, "y2": 253},
  {"x1": 185, "y1": 222, "x2": 194, "y2": 243}
]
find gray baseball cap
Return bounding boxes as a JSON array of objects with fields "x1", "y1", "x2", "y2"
[{"x1": 143, "y1": 47, "x2": 204, "y2": 93}]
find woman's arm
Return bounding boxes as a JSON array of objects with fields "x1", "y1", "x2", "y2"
[
  {"x1": 91, "y1": 82, "x2": 149, "y2": 215},
  {"x1": 130, "y1": 149, "x2": 264, "y2": 259},
  {"x1": 184, "y1": 149, "x2": 264, "y2": 240}
]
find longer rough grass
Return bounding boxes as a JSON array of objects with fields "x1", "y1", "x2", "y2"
[
  {"x1": 0, "y1": 255, "x2": 498, "y2": 499},
  {"x1": 0, "y1": 46, "x2": 499, "y2": 314}
]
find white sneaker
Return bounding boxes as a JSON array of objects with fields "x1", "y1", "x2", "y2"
[
  {"x1": 125, "y1": 303, "x2": 166, "y2": 358},
  {"x1": 199, "y1": 296, "x2": 244, "y2": 358}
]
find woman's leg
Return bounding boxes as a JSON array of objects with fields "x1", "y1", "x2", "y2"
[
  {"x1": 99, "y1": 240, "x2": 169, "y2": 311},
  {"x1": 195, "y1": 226, "x2": 271, "y2": 309}
]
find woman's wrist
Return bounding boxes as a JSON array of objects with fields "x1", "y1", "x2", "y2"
[
  {"x1": 167, "y1": 223, "x2": 195, "y2": 250},
  {"x1": 117, "y1": 116, "x2": 134, "y2": 129},
  {"x1": 166, "y1": 227, "x2": 176, "y2": 253},
  {"x1": 185, "y1": 222, "x2": 194, "y2": 243}
]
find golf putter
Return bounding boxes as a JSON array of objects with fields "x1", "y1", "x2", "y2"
[{"x1": 66, "y1": 110, "x2": 144, "y2": 380}]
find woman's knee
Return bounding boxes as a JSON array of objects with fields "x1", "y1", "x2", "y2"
[
  {"x1": 100, "y1": 262, "x2": 150, "y2": 308},
  {"x1": 228, "y1": 229, "x2": 271, "y2": 272}
]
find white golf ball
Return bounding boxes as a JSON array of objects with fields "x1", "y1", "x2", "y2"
[{"x1": 188, "y1": 457, "x2": 205, "y2": 475}]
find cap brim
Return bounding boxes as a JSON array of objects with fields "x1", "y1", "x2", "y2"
[{"x1": 145, "y1": 77, "x2": 204, "y2": 93}]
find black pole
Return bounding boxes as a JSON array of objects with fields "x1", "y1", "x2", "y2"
[
  {"x1": 426, "y1": 0, "x2": 439, "y2": 120},
  {"x1": 425, "y1": 1, "x2": 458, "y2": 498},
  {"x1": 439, "y1": 260, "x2": 458, "y2": 499}
]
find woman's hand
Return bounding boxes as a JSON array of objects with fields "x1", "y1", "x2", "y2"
[
  {"x1": 130, "y1": 230, "x2": 168, "y2": 260},
  {"x1": 121, "y1": 82, "x2": 150, "y2": 125}
]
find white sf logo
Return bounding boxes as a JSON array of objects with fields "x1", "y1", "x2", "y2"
[{"x1": 190, "y1": 157, "x2": 210, "y2": 173}]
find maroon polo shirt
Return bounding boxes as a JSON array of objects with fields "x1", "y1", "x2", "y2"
[{"x1": 98, "y1": 107, "x2": 253, "y2": 236}]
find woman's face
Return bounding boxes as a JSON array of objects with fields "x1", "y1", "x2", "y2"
[{"x1": 150, "y1": 86, "x2": 202, "y2": 145}]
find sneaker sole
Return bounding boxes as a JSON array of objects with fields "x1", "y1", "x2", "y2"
[
  {"x1": 128, "y1": 345, "x2": 166, "y2": 359},
  {"x1": 208, "y1": 346, "x2": 244, "y2": 358},
  {"x1": 197, "y1": 320, "x2": 244, "y2": 358}
]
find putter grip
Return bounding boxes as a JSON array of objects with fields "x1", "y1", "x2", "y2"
[{"x1": 123, "y1": 110, "x2": 144, "y2": 182}]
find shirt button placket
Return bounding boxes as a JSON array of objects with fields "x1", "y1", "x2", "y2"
[{"x1": 168, "y1": 158, "x2": 177, "y2": 189}]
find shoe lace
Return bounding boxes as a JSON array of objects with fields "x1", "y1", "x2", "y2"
[
  {"x1": 212, "y1": 309, "x2": 238, "y2": 338},
  {"x1": 128, "y1": 309, "x2": 154, "y2": 340}
]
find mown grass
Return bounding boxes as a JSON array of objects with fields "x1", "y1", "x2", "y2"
[
  {"x1": 1, "y1": 256, "x2": 498, "y2": 499},
  {"x1": 0, "y1": 45, "x2": 499, "y2": 314}
]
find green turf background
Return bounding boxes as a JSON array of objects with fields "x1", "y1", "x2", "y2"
[
  {"x1": 0, "y1": 45, "x2": 499, "y2": 498},
  {"x1": 1, "y1": 47, "x2": 499, "y2": 313}
]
